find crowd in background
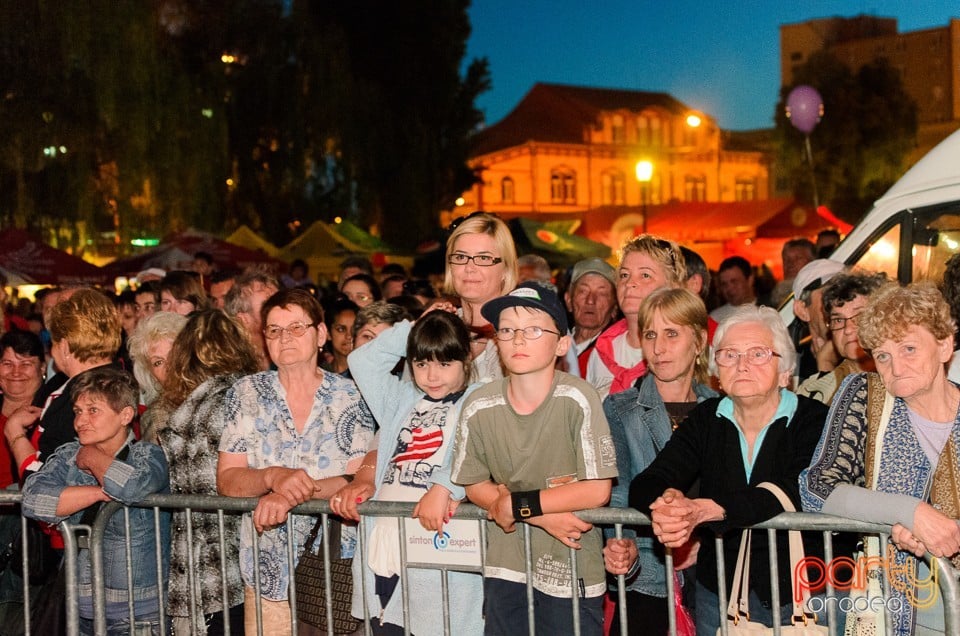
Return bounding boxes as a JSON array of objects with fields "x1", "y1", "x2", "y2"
[{"x1": 0, "y1": 215, "x2": 957, "y2": 636}]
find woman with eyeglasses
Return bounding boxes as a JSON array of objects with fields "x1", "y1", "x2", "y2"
[
  {"x1": 440, "y1": 212, "x2": 519, "y2": 383},
  {"x1": 216, "y1": 288, "x2": 375, "y2": 635},
  {"x1": 629, "y1": 305, "x2": 828, "y2": 634},
  {"x1": 795, "y1": 271, "x2": 887, "y2": 405}
]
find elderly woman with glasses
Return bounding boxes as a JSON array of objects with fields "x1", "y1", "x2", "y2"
[
  {"x1": 629, "y1": 305, "x2": 828, "y2": 634},
  {"x1": 217, "y1": 288, "x2": 375, "y2": 635}
]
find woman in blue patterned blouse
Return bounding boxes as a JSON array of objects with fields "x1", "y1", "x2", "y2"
[{"x1": 217, "y1": 288, "x2": 375, "y2": 636}]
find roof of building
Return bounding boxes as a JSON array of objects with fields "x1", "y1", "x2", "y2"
[{"x1": 470, "y1": 82, "x2": 692, "y2": 157}]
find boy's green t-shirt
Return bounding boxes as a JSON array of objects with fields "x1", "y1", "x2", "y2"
[{"x1": 451, "y1": 371, "x2": 618, "y2": 598}]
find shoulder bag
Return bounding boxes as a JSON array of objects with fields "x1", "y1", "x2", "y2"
[
  {"x1": 717, "y1": 482, "x2": 828, "y2": 635},
  {"x1": 294, "y1": 516, "x2": 361, "y2": 634}
]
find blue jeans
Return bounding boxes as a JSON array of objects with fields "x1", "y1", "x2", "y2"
[
  {"x1": 483, "y1": 578, "x2": 604, "y2": 636},
  {"x1": 79, "y1": 612, "x2": 164, "y2": 636}
]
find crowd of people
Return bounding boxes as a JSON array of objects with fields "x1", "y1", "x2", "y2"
[{"x1": 0, "y1": 217, "x2": 956, "y2": 636}]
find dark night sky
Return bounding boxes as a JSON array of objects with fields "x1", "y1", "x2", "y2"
[{"x1": 467, "y1": 0, "x2": 957, "y2": 130}]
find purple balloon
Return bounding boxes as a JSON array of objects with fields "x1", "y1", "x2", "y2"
[{"x1": 786, "y1": 85, "x2": 824, "y2": 134}]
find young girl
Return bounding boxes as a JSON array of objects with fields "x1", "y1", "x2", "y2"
[{"x1": 332, "y1": 310, "x2": 483, "y2": 635}]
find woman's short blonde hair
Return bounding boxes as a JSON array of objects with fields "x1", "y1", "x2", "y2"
[
  {"x1": 619, "y1": 235, "x2": 687, "y2": 286},
  {"x1": 128, "y1": 311, "x2": 188, "y2": 403},
  {"x1": 858, "y1": 281, "x2": 956, "y2": 350},
  {"x1": 442, "y1": 213, "x2": 518, "y2": 296},
  {"x1": 48, "y1": 289, "x2": 122, "y2": 364},
  {"x1": 637, "y1": 288, "x2": 710, "y2": 384}
]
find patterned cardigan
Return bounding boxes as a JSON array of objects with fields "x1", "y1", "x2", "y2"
[
  {"x1": 800, "y1": 372, "x2": 960, "y2": 635},
  {"x1": 156, "y1": 374, "x2": 246, "y2": 623}
]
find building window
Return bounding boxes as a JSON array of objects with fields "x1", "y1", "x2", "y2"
[
  {"x1": 601, "y1": 170, "x2": 625, "y2": 205},
  {"x1": 550, "y1": 168, "x2": 577, "y2": 204},
  {"x1": 501, "y1": 177, "x2": 515, "y2": 203},
  {"x1": 684, "y1": 175, "x2": 706, "y2": 202},
  {"x1": 650, "y1": 116, "x2": 662, "y2": 147},
  {"x1": 637, "y1": 115, "x2": 649, "y2": 146},
  {"x1": 735, "y1": 178, "x2": 756, "y2": 201},
  {"x1": 611, "y1": 114, "x2": 625, "y2": 144}
]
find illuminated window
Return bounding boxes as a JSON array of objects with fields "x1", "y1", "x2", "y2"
[
  {"x1": 637, "y1": 116, "x2": 649, "y2": 146},
  {"x1": 611, "y1": 114, "x2": 625, "y2": 144},
  {"x1": 501, "y1": 177, "x2": 515, "y2": 203},
  {"x1": 650, "y1": 117, "x2": 662, "y2": 148},
  {"x1": 684, "y1": 175, "x2": 706, "y2": 202},
  {"x1": 550, "y1": 168, "x2": 577, "y2": 204},
  {"x1": 735, "y1": 178, "x2": 756, "y2": 201},
  {"x1": 601, "y1": 170, "x2": 626, "y2": 205}
]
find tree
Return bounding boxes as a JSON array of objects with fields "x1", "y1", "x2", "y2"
[{"x1": 774, "y1": 51, "x2": 917, "y2": 224}]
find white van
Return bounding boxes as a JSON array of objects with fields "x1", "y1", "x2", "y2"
[{"x1": 825, "y1": 127, "x2": 960, "y2": 284}]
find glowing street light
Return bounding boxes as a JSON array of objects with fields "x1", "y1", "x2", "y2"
[
  {"x1": 686, "y1": 114, "x2": 702, "y2": 128},
  {"x1": 636, "y1": 160, "x2": 654, "y2": 234}
]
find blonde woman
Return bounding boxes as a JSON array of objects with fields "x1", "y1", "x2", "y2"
[
  {"x1": 586, "y1": 235, "x2": 686, "y2": 399},
  {"x1": 441, "y1": 212, "x2": 519, "y2": 382}
]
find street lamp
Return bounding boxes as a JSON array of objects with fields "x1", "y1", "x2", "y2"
[{"x1": 636, "y1": 160, "x2": 653, "y2": 234}]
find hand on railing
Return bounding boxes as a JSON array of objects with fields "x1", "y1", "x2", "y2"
[
  {"x1": 330, "y1": 481, "x2": 375, "y2": 521},
  {"x1": 252, "y1": 492, "x2": 294, "y2": 534},
  {"x1": 891, "y1": 523, "x2": 926, "y2": 557},
  {"x1": 526, "y1": 513, "x2": 592, "y2": 550},
  {"x1": 910, "y1": 502, "x2": 960, "y2": 558},
  {"x1": 413, "y1": 484, "x2": 459, "y2": 532},
  {"x1": 603, "y1": 537, "x2": 638, "y2": 575}
]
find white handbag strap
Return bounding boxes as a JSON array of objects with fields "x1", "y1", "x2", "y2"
[
  {"x1": 757, "y1": 482, "x2": 811, "y2": 622},
  {"x1": 724, "y1": 483, "x2": 813, "y2": 624},
  {"x1": 725, "y1": 528, "x2": 752, "y2": 620}
]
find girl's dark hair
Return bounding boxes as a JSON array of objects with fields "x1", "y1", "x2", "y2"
[
  {"x1": 323, "y1": 298, "x2": 360, "y2": 330},
  {"x1": 406, "y1": 312, "x2": 473, "y2": 382},
  {"x1": 0, "y1": 330, "x2": 44, "y2": 361},
  {"x1": 342, "y1": 273, "x2": 382, "y2": 301}
]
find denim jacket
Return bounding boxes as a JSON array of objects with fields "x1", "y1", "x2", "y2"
[
  {"x1": 603, "y1": 373, "x2": 716, "y2": 597},
  {"x1": 22, "y1": 434, "x2": 171, "y2": 620}
]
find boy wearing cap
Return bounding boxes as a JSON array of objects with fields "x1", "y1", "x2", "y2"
[{"x1": 451, "y1": 282, "x2": 618, "y2": 636}]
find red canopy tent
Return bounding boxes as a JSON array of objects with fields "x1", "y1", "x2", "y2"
[
  {"x1": 0, "y1": 229, "x2": 107, "y2": 285},
  {"x1": 103, "y1": 230, "x2": 286, "y2": 279}
]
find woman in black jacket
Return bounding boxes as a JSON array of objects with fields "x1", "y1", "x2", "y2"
[{"x1": 630, "y1": 305, "x2": 828, "y2": 634}]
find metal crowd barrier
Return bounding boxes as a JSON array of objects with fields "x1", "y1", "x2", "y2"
[{"x1": 1, "y1": 491, "x2": 958, "y2": 636}]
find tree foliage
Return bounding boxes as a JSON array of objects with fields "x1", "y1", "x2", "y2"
[
  {"x1": 0, "y1": 0, "x2": 488, "y2": 253},
  {"x1": 774, "y1": 51, "x2": 917, "y2": 224}
]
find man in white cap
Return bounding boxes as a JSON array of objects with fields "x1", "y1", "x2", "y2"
[
  {"x1": 564, "y1": 258, "x2": 618, "y2": 377},
  {"x1": 790, "y1": 258, "x2": 846, "y2": 381}
]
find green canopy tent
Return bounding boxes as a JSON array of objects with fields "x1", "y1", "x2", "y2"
[
  {"x1": 508, "y1": 217, "x2": 611, "y2": 268},
  {"x1": 326, "y1": 219, "x2": 398, "y2": 254}
]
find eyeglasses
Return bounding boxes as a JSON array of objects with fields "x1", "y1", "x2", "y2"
[
  {"x1": 828, "y1": 313, "x2": 861, "y2": 331},
  {"x1": 495, "y1": 326, "x2": 561, "y2": 341},
  {"x1": 263, "y1": 321, "x2": 315, "y2": 340},
  {"x1": 714, "y1": 347, "x2": 781, "y2": 367},
  {"x1": 448, "y1": 253, "x2": 503, "y2": 267}
]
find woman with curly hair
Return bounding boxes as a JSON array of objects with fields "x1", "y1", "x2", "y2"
[
  {"x1": 801, "y1": 282, "x2": 960, "y2": 635},
  {"x1": 155, "y1": 310, "x2": 261, "y2": 635}
]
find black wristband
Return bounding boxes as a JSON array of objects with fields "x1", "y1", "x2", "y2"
[{"x1": 511, "y1": 490, "x2": 543, "y2": 520}]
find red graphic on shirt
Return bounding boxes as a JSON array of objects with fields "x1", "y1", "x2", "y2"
[{"x1": 392, "y1": 426, "x2": 443, "y2": 464}]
